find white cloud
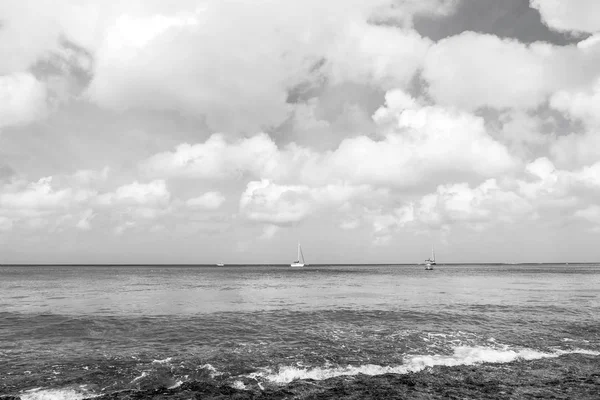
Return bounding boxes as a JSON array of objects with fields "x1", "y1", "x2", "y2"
[
  {"x1": 496, "y1": 110, "x2": 550, "y2": 148},
  {"x1": 84, "y1": 0, "x2": 407, "y2": 132},
  {"x1": 386, "y1": 179, "x2": 532, "y2": 232},
  {"x1": 339, "y1": 218, "x2": 360, "y2": 230},
  {"x1": 575, "y1": 162, "x2": 600, "y2": 188},
  {"x1": 239, "y1": 179, "x2": 375, "y2": 225},
  {"x1": 531, "y1": 0, "x2": 600, "y2": 34},
  {"x1": 260, "y1": 224, "x2": 280, "y2": 240},
  {"x1": 0, "y1": 0, "x2": 448, "y2": 132},
  {"x1": 549, "y1": 130, "x2": 600, "y2": 169},
  {"x1": 114, "y1": 220, "x2": 136, "y2": 236},
  {"x1": 0, "y1": 174, "x2": 176, "y2": 233},
  {"x1": 303, "y1": 90, "x2": 516, "y2": 187},
  {"x1": 71, "y1": 167, "x2": 110, "y2": 186},
  {"x1": 550, "y1": 77, "x2": 600, "y2": 128},
  {"x1": 3, "y1": 0, "x2": 600, "y2": 260},
  {"x1": 326, "y1": 23, "x2": 431, "y2": 89},
  {"x1": 0, "y1": 177, "x2": 93, "y2": 210},
  {"x1": 423, "y1": 32, "x2": 566, "y2": 110},
  {"x1": 0, "y1": 73, "x2": 47, "y2": 128},
  {"x1": 140, "y1": 133, "x2": 288, "y2": 181},
  {"x1": 366, "y1": 154, "x2": 600, "y2": 238},
  {"x1": 76, "y1": 209, "x2": 95, "y2": 230},
  {"x1": 96, "y1": 180, "x2": 169, "y2": 206},
  {"x1": 186, "y1": 191, "x2": 225, "y2": 210},
  {"x1": 239, "y1": 180, "x2": 316, "y2": 225},
  {"x1": 0, "y1": 176, "x2": 96, "y2": 231},
  {"x1": 141, "y1": 90, "x2": 516, "y2": 191}
]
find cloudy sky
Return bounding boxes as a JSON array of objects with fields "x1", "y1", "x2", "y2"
[{"x1": 1, "y1": 0, "x2": 599, "y2": 264}]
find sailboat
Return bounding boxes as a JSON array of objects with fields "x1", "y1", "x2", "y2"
[
  {"x1": 425, "y1": 245, "x2": 436, "y2": 270},
  {"x1": 290, "y1": 243, "x2": 306, "y2": 267}
]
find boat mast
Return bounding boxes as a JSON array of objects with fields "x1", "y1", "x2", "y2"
[
  {"x1": 432, "y1": 245, "x2": 435, "y2": 262},
  {"x1": 299, "y1": 243, "x2": 305, "y2": 264}
]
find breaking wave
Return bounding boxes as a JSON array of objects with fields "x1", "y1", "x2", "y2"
[
  {"x1": 20, "y1": 387, "x2": 97, "y2": 400},
  {"x1": 253, "y1": 346, "x2": 600, "y2": 384}
]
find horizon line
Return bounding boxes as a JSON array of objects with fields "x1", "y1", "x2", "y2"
[{"x1": 0, "y1": 262, "x2": 597, "y2": 266}]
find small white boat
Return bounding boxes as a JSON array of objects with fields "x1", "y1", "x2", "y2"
[
  {"x1": 290, "y1": 243, "x2": 306, "y2": 267},
  {"x1": 425, "y1": 245, "x2": 436, "y2": 270},
  {"x1": 216, "y1": 263, "x2": 225, "y2": 267}
]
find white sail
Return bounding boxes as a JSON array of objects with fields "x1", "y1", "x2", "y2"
[{"x1": 291, "y1": 243, "x2": 305, "y2": 267}]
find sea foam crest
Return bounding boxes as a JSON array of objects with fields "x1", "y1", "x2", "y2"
[
  {"x1": 20, "y1": 387, "x2": 98, "y2": 400},
  {"x1": 256, "y1": 346, "x2": 600, "y2": 384},
  {"x1": 152, "y1": 357, "x2": 173, "y2": 364},
  {"x1": 199, "y1": 363, "x2": 222, "y2": 378}
]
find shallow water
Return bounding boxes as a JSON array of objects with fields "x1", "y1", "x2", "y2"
[{"x1": 1, "y1": 264, "x2": 599, "y2": 398}]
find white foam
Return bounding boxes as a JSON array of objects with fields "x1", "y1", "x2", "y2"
[
  {"x1": 231, "y1": 381, "x2": 247, "y2": 390},
  {"x1": 167, "y1": 380, "x2": 183, "y2": 389},
  {"x1": 152, "y1": 357, "x2": 173, "y2": 364},
  {"x1": 20, "y1": 388, "x2": 97, "y2": 400},
  {"x1": 130, "y1": 371, "x2": 148, "y2": 383},
  {"x1": 254, "y1": 346, "x2": 600, "y2": 384},
  {"x1": 199, "y1": 363, "x2": 222, "y2": 378}
]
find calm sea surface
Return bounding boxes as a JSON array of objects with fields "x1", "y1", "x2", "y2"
[{"x1": 1, "y1": 264, "x2": 599, "y2": 398}]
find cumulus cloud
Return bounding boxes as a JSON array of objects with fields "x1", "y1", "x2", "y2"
[
  {"x1": 140, "y1": 133, "x2": 288, "y2": 181},
  {"x1": 0, "y1": 176, "x2": 95, "y2": 231},
  {"x1": 239, "y1": 179, "x2": 376, "y2": 226},
  {"x1": 423, "y1": 32, "x2": 560, "y2": 109},
  {"x1": 81, "y1": 0, "x2": 436, "y2": 131},
  {"x1": 0, "y1": 173, "x2": 175, "y2": 233},
  {"x1": 531, "y1": 0, "x2": 600, "y2": 34},
  {"x1": 70, "y1": 167, "x2": 110, "y2": 186},
  {"x1": 367, "y1": 155, "x2": 600, "y2": 239},
  {"x1": 96, "y1": 180, "x2": 169, "y2": 206},
  {"x1": 3, "y1": 0, "x2": 600, "y2": 260},
  {"x1": 0, "y1": 73, "x2": 48, "y2": 128},
  {"x1": 0, "y1": 0, "x2": 454, "y2": 132},
  {"x1": 304, "y1": 90, "x2": 516, "y2": 186},
  {"x1": 326, "y1": 23, "x2": 431, "y2": 88},
  {"x1": 142, "y1": 90, "x2": 516, "y2": 191},
  {"x1": 549, "y1": 130, "x2": 600, "y2": 169},
  {"x1": 373, "y1": 178, "x2": 532, "y2": 235},
  {"x1": 76, "y1": 209, "x2": 95, "y2": 230},
  {"x1": 186, "y1": 191, "x2": 225, "y2": 210},
  {"x1": 550, "y1": 77, "x2": 600, "y2": 128},
  {"x1": 0, "y1": 177, "x2": 94, "y2": 210}
]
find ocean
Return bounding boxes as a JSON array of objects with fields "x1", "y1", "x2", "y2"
[{"x1": 1, "y1": 264, "x2": 599, "y2": 399}]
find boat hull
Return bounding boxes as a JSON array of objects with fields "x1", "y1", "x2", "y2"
[{"x1": 290, "y1": 263, "x2": 305, "y2": 267}]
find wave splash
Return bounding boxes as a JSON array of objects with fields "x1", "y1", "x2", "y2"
[
  {"x1": 20, "y1": 387, "x2": 97, "y2": 400},
  {"x1": 254, "y1": 346, "x2": 600, "y2": 384}
]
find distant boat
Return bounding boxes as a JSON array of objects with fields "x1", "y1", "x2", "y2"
[
  {"x1": 216, "y1": 263, "x2": 225, "y2": 267},
  {"x1": 290, "y1": 243, "x2": 306, "y2": 268},
  {"x1": 425, "y1": 246, "x2": 436, "y2": 270}
]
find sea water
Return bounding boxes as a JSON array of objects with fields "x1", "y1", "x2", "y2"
[{"x1": 1, "y1": 264, "x2": 599, "y2": 398}]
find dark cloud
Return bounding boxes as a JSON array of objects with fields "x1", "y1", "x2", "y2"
[
  {"x1": 414, "y1": 0, "x2": 585, "y2": 45},
  {"x1": 276, "y1": 82, "x2": 383, "y2": 151},
  {"x1": 29, "y1": 37, "x2": 94, "y2": 98},
  {"x1": 0, "y1": 163, "x2": 16, "y2": 180}
]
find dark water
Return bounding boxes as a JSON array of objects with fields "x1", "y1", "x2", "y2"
[{"x1": 1, "y1": 264, "x2": 599, "y2": 399}]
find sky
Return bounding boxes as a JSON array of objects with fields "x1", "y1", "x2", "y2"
[{"x1": 1, "y1": 0, "x2": 600, "y2": 264}]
